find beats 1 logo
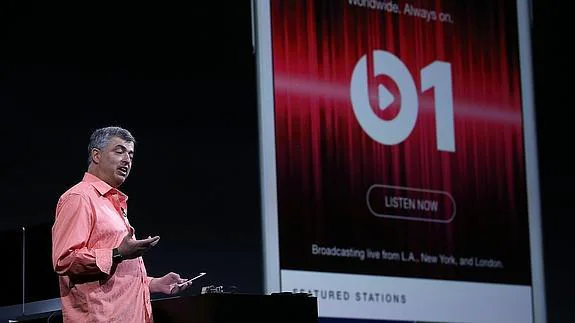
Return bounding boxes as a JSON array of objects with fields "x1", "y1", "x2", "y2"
[{"x1": 350, "y1": 50, "x2": 455, "y2": 152}]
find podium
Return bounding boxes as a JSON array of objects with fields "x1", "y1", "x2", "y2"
[
  {"x1": 152, "y1": 293, "x2": 318, "y2": 323},
  {"x1": 4, "y1": 293, "x2": 318, "y2": 323}
]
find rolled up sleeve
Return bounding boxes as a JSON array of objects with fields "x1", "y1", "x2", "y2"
[{"x1": 52, "y1": 193, "x2": 113, "y2": 276}]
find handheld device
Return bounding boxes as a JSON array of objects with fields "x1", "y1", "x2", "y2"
[{"x1": 182, "y1": 272, "x2": 206, "y2": 284}]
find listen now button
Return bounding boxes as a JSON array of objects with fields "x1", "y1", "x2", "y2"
[{"x1": 366, "y1": 184, "x2": 456, "y2": 223}]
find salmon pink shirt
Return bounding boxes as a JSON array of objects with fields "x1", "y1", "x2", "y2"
[{"x1": 52, "y1": 172, "x2": 153, "y2": 322}]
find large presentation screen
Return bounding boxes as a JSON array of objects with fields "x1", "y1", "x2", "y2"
[{"x1": 255, "y1": 0, "x2": 545, "y2": 322}]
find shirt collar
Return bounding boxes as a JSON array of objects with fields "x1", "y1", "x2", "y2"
[{"x1": 82, "y1": 172, "x2": 128, "y2": 201}]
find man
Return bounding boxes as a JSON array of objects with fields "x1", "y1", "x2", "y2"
[{"x1": 52, "y1": 126, "x2": 191, "y2": 322}]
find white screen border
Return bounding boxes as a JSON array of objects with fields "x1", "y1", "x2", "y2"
[
  {"x1": 516, "y1": 0, "x2": 547, "y2": 322},
  {"x1": 254, "y1": 0, "x2": 281, "y2": 294}
]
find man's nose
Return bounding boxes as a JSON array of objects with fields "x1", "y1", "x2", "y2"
[{"x1": 121, "y1": 152, "x2": 131, "y2": 163}]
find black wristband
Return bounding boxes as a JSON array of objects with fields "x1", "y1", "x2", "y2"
[{"x1": 112, "y1": 248, "x2": 123, "y2": 263}]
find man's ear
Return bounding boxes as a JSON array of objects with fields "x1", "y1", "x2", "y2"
[{"x1": 91, "y1": 148, "x2": 100, "y2": 164}]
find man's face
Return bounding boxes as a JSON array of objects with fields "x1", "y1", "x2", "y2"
[{"x1": 94, "y1": 136, "x2": 134, "y2": 188}]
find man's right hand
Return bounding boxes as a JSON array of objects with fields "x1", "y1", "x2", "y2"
[{"x1": 117, "y1": 227, "x2": 160, "y2": 260}]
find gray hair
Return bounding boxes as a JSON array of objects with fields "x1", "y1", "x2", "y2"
[{"x1": 87, "y1": 126, "x2": 136, "y2": 166}]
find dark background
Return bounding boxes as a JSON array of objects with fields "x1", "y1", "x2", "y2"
[
  {"x1": 0, "y1": 1, "x2": 261, "y2": 304},
  {"x1": 0, "y1": 1, "x2": 571, "y2": 322}
]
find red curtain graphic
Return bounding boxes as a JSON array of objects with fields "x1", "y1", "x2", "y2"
[{"x1": 271, "y1": 0, "x2": 530, "y2": 285}]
